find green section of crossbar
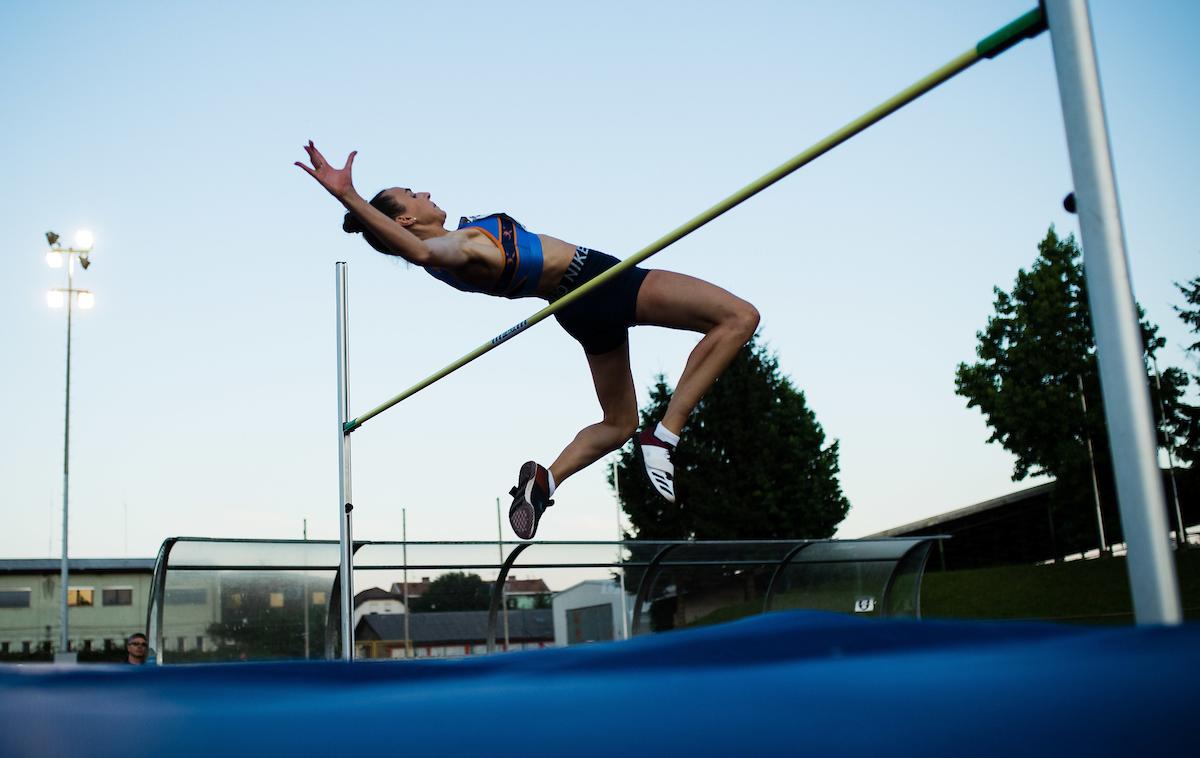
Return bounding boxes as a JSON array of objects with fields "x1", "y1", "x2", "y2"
[{"x1": 344, "y1": 7, "x2": 1045, "y2": 434}]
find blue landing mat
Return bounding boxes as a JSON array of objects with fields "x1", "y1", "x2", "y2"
[{"x1": 1, "y1": 611, "x2": 1194, "y2": 757}]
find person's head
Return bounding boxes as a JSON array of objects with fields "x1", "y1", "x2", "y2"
[
  {"x1": 126, "y1": 633, "x2": 148, "y2": 663},
  {"x1": 343, "y1": 187, "x2": 446, "y2": 252}
]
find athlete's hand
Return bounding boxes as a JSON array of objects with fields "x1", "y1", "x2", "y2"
[{"x1": 295, "y1": 141, "x2": 358, "y2": 200}]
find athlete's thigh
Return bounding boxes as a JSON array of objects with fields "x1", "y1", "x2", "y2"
[
  {"x1": 634, "y1": 269, "x2": 747, "y2": 332},
  {"x1": 584, "y1": 340, "x2": 637, "y2": 421}
]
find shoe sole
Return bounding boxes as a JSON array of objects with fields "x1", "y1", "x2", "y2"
[{"x1": 509, "y1": 461, "x2": 540, "y2": 540}]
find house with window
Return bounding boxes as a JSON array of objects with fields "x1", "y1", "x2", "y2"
[
  {"x1": 0, "y1": 558, "x2": 155, "y2": 658},
  {"x1": 355, "y1": 608, "x2": 553, "y2": 659},
  {"x1": 385, "y1": 576, "x2": 553, "y2": 611}
]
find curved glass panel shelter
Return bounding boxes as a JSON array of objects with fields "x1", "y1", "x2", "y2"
[{"x1": 149, "y1": 536, "x2": 938, "y2": 663}]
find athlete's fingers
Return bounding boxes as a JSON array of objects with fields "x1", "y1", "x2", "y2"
[
  {"x1": 294, "y1": 161, "x2": 316, "y2": 178},
  {"x1": 344, "y1": 150, "x2": 357, "y2": 172}
]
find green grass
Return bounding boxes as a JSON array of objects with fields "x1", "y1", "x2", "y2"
[
  {"x1": 683, "y1": 548, "x2": 1200, "y2": 628},
  {"x1": 921, "y1": 548, "x2": 1200, "y2": 624}
]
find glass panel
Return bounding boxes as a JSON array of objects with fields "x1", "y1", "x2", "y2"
[
  {"x1": 882, "y1": 543, "x2": 933, "y2": 618},
  {"x1": 788, "y1": 539, "x2": 927, "y2": 564},
  {"x1": 635, "y1": 563, "x2": 775, "y2": 636},
  {"x1": 158, "y1": 568, "x2": 333, "y2": 663},
  {"x1": 771, "y1": 557, "x2": 897, "y2": 617},
  {"x1": 0, "y1": 590, "x2": 31, "y2": 608},
  {"x1": 165, "y1": 539, "x2": 342, "y2": 569},
  {"x1": 102, "y1": 588, "x2": 133, "y2": 606}
]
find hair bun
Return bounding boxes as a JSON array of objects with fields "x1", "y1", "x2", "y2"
[{"x1": 342, "y1": 213, "x2": 364, "y2": 234}]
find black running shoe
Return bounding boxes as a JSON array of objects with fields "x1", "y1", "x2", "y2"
[{"x1": 509, "y1": 461, "x2": 553, "y2": 540}]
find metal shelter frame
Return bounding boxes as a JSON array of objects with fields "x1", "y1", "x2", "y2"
[{"x1": 147, "y1": 536, "x2": 938, "y2": 662}]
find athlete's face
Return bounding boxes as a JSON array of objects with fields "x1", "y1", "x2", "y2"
[{"x1": 385, "y1": 187, "x2": 446, "y2": 227}]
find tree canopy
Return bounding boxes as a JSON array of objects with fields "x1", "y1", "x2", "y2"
[
  {"x1": 954, "y1": 228, "x2": 1188, "y2": 551},
  {"x1": 612, "y1": 333, "x2": 849, "y2": 540},
  {"x1": 408, "y1": 572, "x2": 491, "y2": 612},
  {"x1": 1170, "y1": 277, "x2": 1200, "y2": 468}
]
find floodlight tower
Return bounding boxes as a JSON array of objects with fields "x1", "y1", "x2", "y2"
[{"x1": 44, "y1": 229, "x2": 96, "y2": 661}]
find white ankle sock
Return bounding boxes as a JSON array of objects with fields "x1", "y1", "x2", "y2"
[
  {"x1": 654, "y1": 423, "x2": 680, "y2": 447},
  {"x1": 546, "y1": 470, "x2": 557, "y2": 496}
]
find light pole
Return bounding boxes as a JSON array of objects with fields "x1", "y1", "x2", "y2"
[{"x1": 44, "y1": 229, "x2": 95, "y2": 662}]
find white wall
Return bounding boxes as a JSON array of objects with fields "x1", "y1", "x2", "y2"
[{"x1": 552, "y1": 580, "x2": 634, "y2": 646}]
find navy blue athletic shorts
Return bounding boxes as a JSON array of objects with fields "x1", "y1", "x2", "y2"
[{"x1": 551, "y1": 247, "x2": 650, "y2": 355}]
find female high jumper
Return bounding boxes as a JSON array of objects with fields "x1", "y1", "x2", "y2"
[{"x1": 298, "y1": 142, "x2": 759, "y2": 539}]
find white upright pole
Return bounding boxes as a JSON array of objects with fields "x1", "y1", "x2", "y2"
[
  {"x1": 335, "y1": 262, "x2": 356, "y2": 658},
  {"x1": 1045, "y1": 0, "x2": 1181, "y2": 624}
]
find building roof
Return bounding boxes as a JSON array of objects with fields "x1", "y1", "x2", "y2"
[
  {"x1": 0, "y1": 558, "x2": 156, "y2": 575},
  {"x1": 866, "y1": 482, "x2": 1056, "y2": 537},
  {"x1": 502, "y1": 578, "x2": 550, "y2": 594},
  {"x1": 356, "y1": 609, "x2": 553, "y2": 644},
  {"x1": 354, "y1": 587, "x2": 405, "y2": 607},
  {"x1": 387, "y1": 577, "x2": 551, "y2": 597}
]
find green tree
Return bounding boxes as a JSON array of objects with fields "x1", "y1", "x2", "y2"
[
  {"x1": 409, "y1": 572, "x2": 491, "y2": 612},
  {"x1": 1169, "y1": 277, "x2": 1200, "y2": 467},
  {"x1": 612, "y1": 333, "x2": 850, "y2": 540},
  {"x1": 954, "y1": 228, "x2": 1183, "y2": 553}
]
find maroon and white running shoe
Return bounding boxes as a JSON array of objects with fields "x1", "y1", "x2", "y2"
[
  {"x1": 636, "y1": 428, "x2": 676, "y2": 503},
  {"x1": 508, "y1": 461, "x2": 554, "y2": 540}
]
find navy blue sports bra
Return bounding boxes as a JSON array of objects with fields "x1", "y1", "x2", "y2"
[{"x1": 424, "y1": 213, "x2": 543, "y2": 299}]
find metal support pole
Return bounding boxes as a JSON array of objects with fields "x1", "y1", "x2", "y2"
[
  {"x1": 59, "y1": 259, "x2": 73, "y2": 658},
  {"x1": 1151, "y1": 358, "x2": 1187, "y2": 549},
  {"x1": 613, "y1": 459, "x2": 629, "y2": 640},
  {"x1": 402, "y1": 508, "x2": 411, "y2": 658},
  {"x1": 1077, "y1": 375, "x2": 1109, "y2": 552},
  {"x1": 1045, "y1": 0, "x2": 1181, "y2": 623},
  {"x1": 495, "y1": 498, "x2": 510, "y2": 650},
  {"x1": 335, "y1": 262, "x2": 356, "y2": 658}
]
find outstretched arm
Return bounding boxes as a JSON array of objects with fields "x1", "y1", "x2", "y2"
[{"x1": 295, "y1": 141, "x2": 461, "y2": 267}]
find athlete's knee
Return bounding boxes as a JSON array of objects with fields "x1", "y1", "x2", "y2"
[
  {"x1": 603, "y1": 410, "x2": 639, "y2": 446},
  {"x1": 727, "y1": 300, "x2": 760, "y2": 341}
]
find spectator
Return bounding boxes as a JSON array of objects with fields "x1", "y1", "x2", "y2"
[{"x1": 125, "y1": 633, "x2": 151, "y2": 665}]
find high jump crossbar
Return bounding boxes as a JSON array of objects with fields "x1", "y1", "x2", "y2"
[
  {"x1": 335, "y1": 1, "x2": 1183, "y2": 660},
  {"x1": 341, "y1": 7, "x2": 1047, "y2": 436}
]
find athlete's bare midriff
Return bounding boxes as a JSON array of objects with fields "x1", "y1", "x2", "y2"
[{"x1": 441, "y1": 227, "x2": 582, "y2": 300}]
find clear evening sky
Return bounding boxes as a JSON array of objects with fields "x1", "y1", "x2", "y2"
[{"x1": 2, "y1": 1, "x2": 1196, "y2": 560}]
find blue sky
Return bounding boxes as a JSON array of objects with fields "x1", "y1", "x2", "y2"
[{"x1": 1, "y1": 1, "x2": 1196, "y2": 569}]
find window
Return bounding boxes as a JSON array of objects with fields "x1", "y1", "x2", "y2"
[
  {"x1": 67, "y1": 588, "x2": 94, "y2": 607},
  {"x1": 83, "y1": 639, "x2": 93, "y2": 652},
  {"x1": 177, "y1": 636, "x2": 186, "y2": 652},
  {"x1": 22, "y1": 641, "x2": 31, "y2": 654},
  {"x1": 1, "y1": 642, "x2": 9, "y2": 653},
  {"x1": 270, "y1": 592, "x2": 285, "y2": 608},
  {"x1": 104, "y1": 639, "x2": 114, "y2": 652},
  {"x1": 102, "y1": 588, "x2": 133, "y2": 606},
  {"x1": 164, "y1": 588, "x2": 207, "y2": 605},
  {"x1": 196, "y1": 636, "x2": 204, "y2": 652},
  {"x1": 0, "y1": 589, "x2": 31, "y2": 608},
  {"x1": 312, "y1": 591, "x2": 326, "y2": 606}
]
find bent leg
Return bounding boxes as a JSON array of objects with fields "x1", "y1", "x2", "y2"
[
  {"x1": 635, "y1": 270, "x2": 759, "y2": 433},
  {"x1": 547, "y1": 342, "x2": 640, "y2": 487}
]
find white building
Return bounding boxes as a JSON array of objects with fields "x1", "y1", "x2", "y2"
[
  {"x1": 0, "y1": 558, "x2": 155, "y2": 658},
  {"x1": 551, "y1": 580, "x2": 634, "y2": 646}
]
